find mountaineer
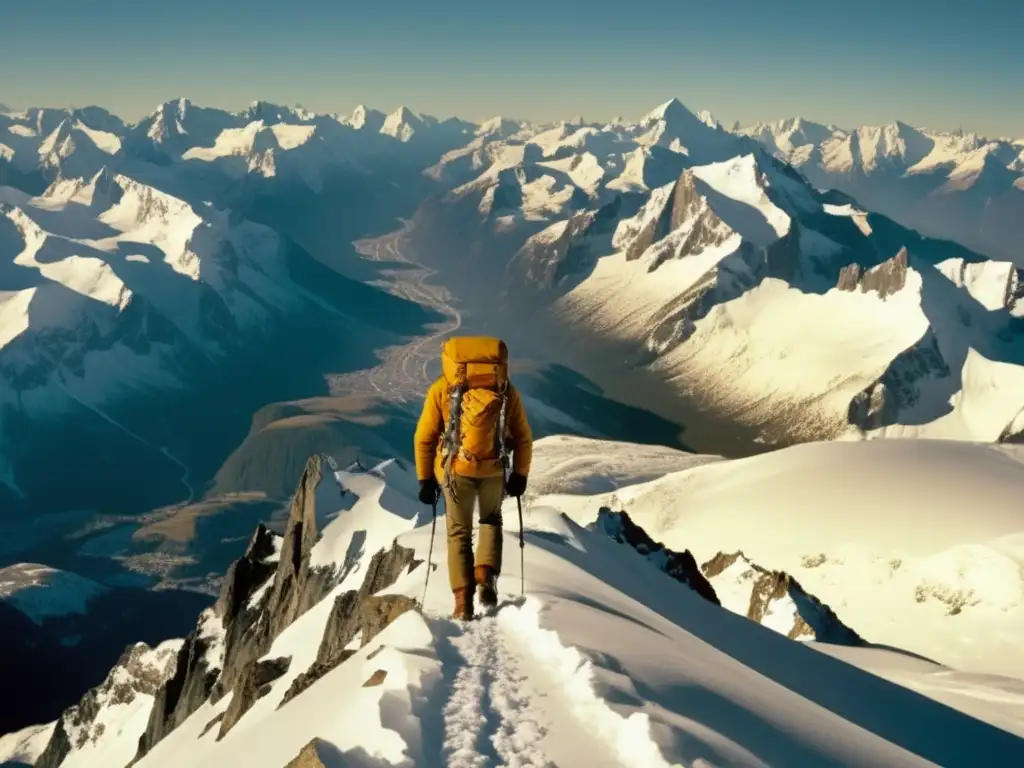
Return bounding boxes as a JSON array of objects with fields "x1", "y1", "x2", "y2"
[{"x1": 414, "y1": 336, "x2": 532, "y2": 620}]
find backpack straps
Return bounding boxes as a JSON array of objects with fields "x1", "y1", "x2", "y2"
[
  {"x1": 441, "y1": 364, "x2": 466, "y2": 503},
  {"x1": 496, "y1": 380, "x2": 510, "y2": 486}
]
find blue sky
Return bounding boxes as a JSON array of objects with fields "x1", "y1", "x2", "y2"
[{"x1": 2, "y1": 0, "x2": 1021, "y2": 137}]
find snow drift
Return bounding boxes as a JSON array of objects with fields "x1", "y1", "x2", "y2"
[{"x1": 545, "y1": 436, "x2": 1024, "y2": 681}]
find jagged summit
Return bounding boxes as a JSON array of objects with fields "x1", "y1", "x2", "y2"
[
  {"x1": 38, "y1": 165, "x2": 122, "y2": 208},
  {"x1": 702, "y1": 550, "x2": 865, "y2": 644},
  {"x1": 343, "y1": 104, "x2": 386, "y2": 132},
  {"x1": 379, "y1": 105, "x2": 427, "y2": 141},
  {"x1": 640, "y1": 97, "x2": 693, "y2": 125},
  {"x1": 240, "y1": 101, "x2": 310, "y2": 124},
  {"x1": 696, "y1": 108, "x2": 721, "y2": 129},
  {"x1": 475, "y1": 115, "x2": 522, "y2": 138}
]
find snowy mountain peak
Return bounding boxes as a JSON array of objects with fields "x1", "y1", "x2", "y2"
[
  {"x1": 632, "y1": 98, "x2": 742, "y2": 158},
  {"x1": 854, "y1": 121, "x2": 935, "y2": 172},
  {"x1": 641, "y1": 97, "x2": 691, "y2": 125},
  {"x1": 37, "y1": 117, "x2": 74, "y2": 153},
  {"x1": 696, "y1": 109, "x2": 721, "y2": 129},
  {"x1": 35, "y1": 118, "x2": 121, "y2": 178},
  {"x1": 34, "y1": 638, "x2": 183, "y2": 768},
  {"x1": 147, "y1": 98, "x2": 193, "y2": 136},
  {"x1": 737, "y1": 117, "x2": 838, "y2": 156},
  {"x1": 344, "y1": 104, "x2": 386, "y2": 132},
  {"x1": 475, "y1": 115, "x2": 522, "y2": 138},
  {"x1": 129, "y1": 99, "x2": 241, "y2": 158},
  {"x1": 380, "y1": 106, "x2": 424, "y2": 141},
  {"x1": 40, "y1": 165, "x2": 121, "y2": 208},
  {"x1": 241, "y1": 101, "x2": 311, "y2": 125}
]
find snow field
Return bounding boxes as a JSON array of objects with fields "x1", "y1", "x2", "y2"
[{"x1": 23, "y1": 447, "x2": 1024, "y2": 767}]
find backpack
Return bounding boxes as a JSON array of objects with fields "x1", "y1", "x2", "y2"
[{"x1": 438, "y1": 336, "x2": 512, "y2": 491}]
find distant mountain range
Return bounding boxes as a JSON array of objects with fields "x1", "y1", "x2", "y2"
[
  {"x1": 398, "y1": 98, "x2": 1024, "y2": 449},
  {"x1": 737, "y1": 117, "x2": 1024, "y2": 266},
  {"x1": 3, "y1": 97, "x2": 1023, "y2": 522}
]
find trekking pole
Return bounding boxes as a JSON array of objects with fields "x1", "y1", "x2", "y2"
[
  {"x1": 517, "y1": 495, "x2": 525, "y2": 596},
  {"x1": 421, "y1": 496, "x2": 438, "y2": 609}
]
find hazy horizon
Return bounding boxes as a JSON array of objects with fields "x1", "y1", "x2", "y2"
[{"x1": 2, "y1": 0, "x2": 1022, "y2": 139}]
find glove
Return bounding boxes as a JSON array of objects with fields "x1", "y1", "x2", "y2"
[
  {"x1": 505, "y1": 472, "x2": 527, "y2": 498},
  {"x1": 418, "y1": 478, "x2": 440, "y2": 505}
]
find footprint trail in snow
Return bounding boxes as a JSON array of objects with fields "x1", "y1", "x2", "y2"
[
  {"x1": 436, "y1": 599, "x2": 659, "y2": 768},
  {"x1": 442, "y1": 610, "x2": 551, "y2": 768}
]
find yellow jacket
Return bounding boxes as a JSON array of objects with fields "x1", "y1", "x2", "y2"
[{"x1": 414, "y1": 377, "x2": 532, "y2": 482}]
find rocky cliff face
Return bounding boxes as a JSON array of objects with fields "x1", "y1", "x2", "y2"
[
  {"x1": 278, "y1": 543, "x2": 418, "y2": 710},
  {"x1": 516, "y1": 197, "x2": 624, "y2": 288},
  {"x1": 32, "y1": 454, "x2": 422, "y2": 767},
  {"x1": 34, "y1": 640, "x2": 182, "y2": 768},
  {"x1": 847, "y1": 329, "x2": 951, "y2": 430},
  {"x1": 134, "y1": 455, "x2": 337, "y2": 761},
  {"x1": 837, "y1": 247, "x2": 910, "y2": 298},
  {"x1": 589, "y1": 508, "x2": 861, "y2": 644},
  {"x1": 702, "y1": 551, "x2": 864, "y2": 644},
  {"x1": 590, "y1": 507, "x2": 720, "y2": 605}
]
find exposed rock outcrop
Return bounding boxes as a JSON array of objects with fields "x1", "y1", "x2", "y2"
[
  {"x1": 217, "y1": 656, "x2": 291, "y2": 739},
  {"x1": 134, "y1": 618, "x2": 221, "y2": 760},
  {"x1": 136, "y1": 455, "x2": 335, "y2": 763},
  {"x1": 837, "y1": 246, "x2": 909, "y2": 298},
  {"x1": 35, "y1": 641, "x2": 181, "y2": 768},
  {"x1": 847, "y1": 329, "x2": 950, "y2": 430},
  {"x1": 702, "y1": 551, "x2": 864, "y2": 644},
  {"x1": 644, "y1": 170, "x2": 736, "y2": 273},
  {"x1": 590, "y1": 507, "x2": 720, "y2": 605},
  {"x1": 362, "y1": 669, "x2": 388, "y2": 687},
  {"x1": 284, "y1": 738, "x2": 332, "y2": 768},
  {"x1": 280, "y1": 543, "x2": 418, "y2": 708},
  {"x1": 623, "y1": 185, "x2": 674, "y2": 262},
  {"x1": 35, "y1": 456, "x2": 422, "y2": 764},
  {"x1": 512, "y1": 196, "x2": 622, "y2": 288}
]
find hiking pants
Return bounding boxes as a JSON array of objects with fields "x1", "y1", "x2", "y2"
[{"x1": 444, "y1": 474, "x2": 504, "y2": 591}]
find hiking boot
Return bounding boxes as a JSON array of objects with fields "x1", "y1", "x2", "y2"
[
  {"x1": 452, "y1": 587, "x2": 474, "y2": 621},
  {"x1": 475, "y1": 565, "x2": 498, "y2": 609}
]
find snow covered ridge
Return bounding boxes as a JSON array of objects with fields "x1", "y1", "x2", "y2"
[
  {"x1": 1, "y1": 106, "x2": 125, "y2": 185},
  {"x1": 701, "y1": 550, "x2": 864, "y2": 645},
  {"x1": 544, "y1": 436, "x2": 1024, "y2": 681},
  {"x1": 0, "y1": 722, "x2": 55, "y2": 767},
  {"x1": 2, "y1": 98, "x2": 478, "y2": 187},
  {"x1": 0, "y1": 170, "x2": 298, "y2": 364},
  {"x1": 591, "y1": 507, "x2": 866, "y2": 645},
  {"x1": 736, "y1": 117, "x2": 1024, "y2": 266},
  {"x1": 0, "y1": 167, "x2": 363, "y2": 505},
  {"x1": 33, "y1": 640, "x2": 182, "y2": 768},
  {"x1": 20, "y1": 442, "x2": 1024, "y2": 766}
]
